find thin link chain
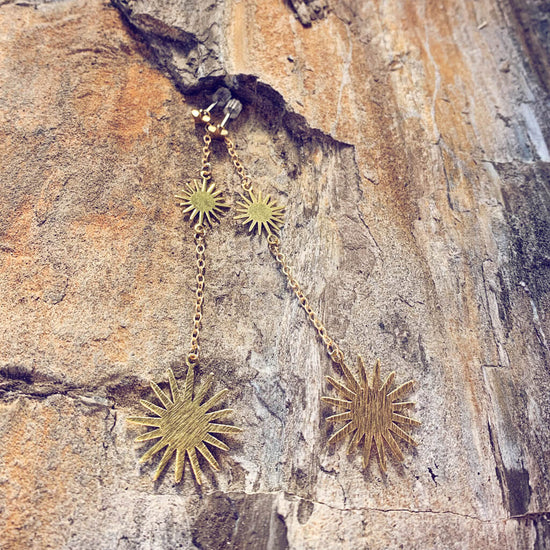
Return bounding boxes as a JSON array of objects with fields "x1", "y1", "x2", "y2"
[
  {"x1": 187, "y1": 223, "x2": 206, "y2": 365},
  {"x1": 221, "y1": 134, "x2": 345, "y2": 366},
  {"x1": 200, "y1": 132, "x2": 212, "y2": 181},
  {"x1": 224, "y1": 136, "x2": 252, "y2": 192},
  {"x1": 266, "y1": 234, "x2": 346, "y2": 366},
  {"x1": 186, "y1": 131, "x2": 211, "y2": 366}
]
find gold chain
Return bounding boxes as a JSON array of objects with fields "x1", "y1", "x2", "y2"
[
  {"x1": 186, "y1": 130, "x2": 213, "y2": 365},
  {"x1": 221, "y1": 135, "x2": 345, "y2": 366},
  {"x1": 224, "y1": 136, "x2": 252, "y2": 191},
  {"x1": 200, "y1": 132, "x2": 212, "y2": 181},
  {"x1": 188, "y1": 223, "x2": 206, "y2": 365},
  {"x1": 267, "y1": 234, "x2": 345, "y2": 366}
]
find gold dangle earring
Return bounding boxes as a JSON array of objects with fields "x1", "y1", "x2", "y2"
[
  {"x1": 218, "y1": 114, "x2": 421, "y2": 474},
  {"x1": 128, "y1": 89, "x2": 242, "y2": 485}
]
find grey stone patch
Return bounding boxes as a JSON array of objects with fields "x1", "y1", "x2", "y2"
[{"x1": 288, "y1": 0, "x2": 329, "y2": 26}]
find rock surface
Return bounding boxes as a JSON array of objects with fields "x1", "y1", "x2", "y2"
[{"x1": 1, "y1": 0, "x2": 549, "y2": 548}]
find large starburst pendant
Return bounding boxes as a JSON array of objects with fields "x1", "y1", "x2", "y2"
[
  {"x1": 128, "y1": 365, "x2": 242, "y2": 484},
  {"x1": 322, "y1": 357, "x2": 420, "y2": 472}
]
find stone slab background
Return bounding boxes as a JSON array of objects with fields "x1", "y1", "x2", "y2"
[{"x1": 0, "y1": 0, "x2": 549, "y2": 548}]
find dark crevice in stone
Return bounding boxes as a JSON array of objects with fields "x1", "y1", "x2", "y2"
[
  {"x1": 296, "y1": 498, "x2": 314, "y2": 524},
  {"x1": 191, "y1": 492, "x2": 288, "y2": 550},
  {"x1": 0, "y1": 364, "x2": 34, "y2": 384},
  {"x1": 487, "y1": 420, "x2": 508, "y2": 512},
  {"x1": 499, "y1": 0, "x2": 550, "y2": 95},
  {"x1": 494, "y1": 162, "x2": 550, "y2": 325},
  {"x1": 110, "y1": 0, "x2": 355, "y2": 150},
  {"x1": 504, "y1": 466, "x2": 532, "y2": 518},
  {"x1": 531, "y1": 513, "x2": 550, "y2": 550},
  {"x1": 487, "y1": 414, "x2": 533, "y2": 518},
  {"x1": 0, "y1": 369, "x2": 148, "y2": 409}
]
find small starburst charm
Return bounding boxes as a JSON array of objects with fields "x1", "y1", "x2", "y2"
[
  {"x1": 175, "y1": 179, "x2": 230, "y2": 226},
  {"x1": 322, "y1": 357, "x2": 420, "y2": 472},
  {"x1": 128, "y1": 365, "x2": 242, "y2": 484},
  {"x1": 235, "y1": 189, "x2": 285, "y2": 236}
]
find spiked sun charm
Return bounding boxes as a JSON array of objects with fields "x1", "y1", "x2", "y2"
[
  {"x1": 322, "y1": 357, "x2": 420, "y2": 472},
  {"x1": 129, "y1": 365, "x2": 241, "y2": 484},
  {"x1": 175, "y1": 179, "x2": 229, "y2": 226},
  {"x1": 235, "y1": 189, "x2": 285, "y2": 236}
]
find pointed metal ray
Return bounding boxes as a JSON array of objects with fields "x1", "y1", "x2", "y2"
[
  {"x1": 151, "y1": 381, "x2": 172, "y2": 408},
  {"x1": 338, "y1": 362, "x2": 360, "y2": 392},
  {"x1": 193, "y1": 373, "x2": 214, "y2": 404},
  {"x1": 372, "y1": 359, "x2": 382, "y2": 392},
  {"x1": 347, "y1": 428, "x2": 363, "y2": 453},
  {"x1": 183, "y1": 364, "x2": 195, "y2": 402},
  {"x1": 187, "y1": 447, "x2": 202, "y2": 485},
  {"x1": 204, "y1": 433, "x2": 229, "y2": 451},
  {"x1": 207, "y1": 423, "x2": 242, "y2": 434},
  {"x1": 196, "y1": 442, "x2": 220, "y2": 471},
  {"x1": 205, "y1": 408, "x2": 233, "y2": 421},
  {"x1": 267, "y1": 220, "x2": 282, "y2": 234},
  {"x1": 139, "y1": 400, "x2": 164, "y2": 417},
  {"x1": 380, "y1": 372, "x2": 395, "y2": 394},
  {"x1": 154, "y1": 446, "x2": 175, "y2": 480},
  {"x1": 174, "y1": 448, "x2": 185, "y2": 483},
  {"x1": 387, "y1": 380, "x2": 415, "y2": 402},
  {"x1": 383, "y1": 430, "x2": 404, "y2": 462},
  {"x1": 392, "y1": 413, "x2": 421, "y2": 426},
  {"x1": 135, "y1": 429, "x2": 163, "y2": 442},
  {"x1": 201, "y1": 388, "x2": 229, "y2": 412},
  {"x1": 326, "y1": 376, "x2": 356, "y2": 400},
  {"x1": 321, "y1": 397, "x2": 352, "y2": 409},
  {"x1": 167, "y1": 369, "x2": 180, "y2": 402},
  {"x1": 392, "y1": 401, "x2": 416, "y2": 411},
  {"x1": 362, "y1": 435, "x2": 373, "y2": 469},
  {"x1": 128, "y1": 416, "x2": 162, "y2": 427},
  {"x1": 139, "y1": 439, "x2": 167, "y2": 463},
  {"x1": 389, "y1": 423, "x2": 418, "y2": 446},
  {"x1": 327, "y1": 411, "x2": 353, "y2": 423},
  {"x1": 237, "y1": 198, "x2": 252, "y2": 208},
  {"x1": 327, "y1": 421, "x2": 355, "y2": 444},
  {"x1": 374, "y1": 432, "x2": 386, "y2": 472},
  {"x1": 357, "y1": 355, "x2": 367, "y2": 386}
]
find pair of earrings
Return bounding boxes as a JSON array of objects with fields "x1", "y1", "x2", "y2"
[{"x1": 128, "y1": 89, "x2": 420, "y2": 485}]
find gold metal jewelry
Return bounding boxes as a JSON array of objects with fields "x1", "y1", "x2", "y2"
[
  {"x1": 220, "y1": 121, "x2": 421, "y2": 474},
  {"x1": 175, "y1": 178, "x2": 229, "y2": 226},
  {"x1": 235, "y1": 189, "x2": 285, "y2": 235},
  {"x1": 322, "y1": 357, "x2": 419, "y2": 472},
  {"x1": 128, "y1": 366, "x2": 240, "y2": 484},
  {"x1": 128, "y1": 112, "x2": 241, "y2": 485}
]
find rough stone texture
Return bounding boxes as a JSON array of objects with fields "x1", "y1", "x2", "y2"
[{"x1": 1, "y1": 0, "x2": 549, "y2": 549}]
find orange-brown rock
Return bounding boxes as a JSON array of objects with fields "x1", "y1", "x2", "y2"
[{"x1": 1, "y1": 0, "x2": 549, "y2": 548}]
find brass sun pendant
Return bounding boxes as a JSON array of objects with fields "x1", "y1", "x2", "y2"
[
  {"x1": 175, "y1": 179, "x2": 229, "y2": 226},
  {"x1": 322, "y1": 357, "x2": 420, "y2": 472},
  {"x1": 129, "y1": 365, "x2": 242, "y2": 484},
  {"x1": 235, "y1": 189, "x2": 285, "y2": 236}
]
